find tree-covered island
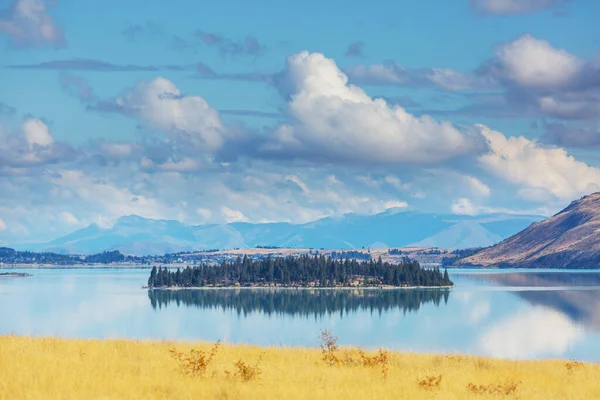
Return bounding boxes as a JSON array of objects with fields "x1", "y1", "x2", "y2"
[{"x1": 147, "y1": 255, "x2": 453, "y2": 288}]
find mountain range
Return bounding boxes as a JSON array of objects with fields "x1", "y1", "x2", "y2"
[
  {"x1": 13, "y1": 209, "x2": 543, "y2": 256},
  {"x1": 458, "y1": 193, "x2": 600, "y2": 268}
]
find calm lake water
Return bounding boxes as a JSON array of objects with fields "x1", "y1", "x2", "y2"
[{"x1": 2, "y1": 267, "x2": 600, "y2": 361}]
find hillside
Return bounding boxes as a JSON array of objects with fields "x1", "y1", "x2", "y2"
[
  {"x1": 13, "y1": 211, "x2": 542, "y2": 256},
  {"x1": 458, "y1": 193, "x2": 600, "y2": 268}
]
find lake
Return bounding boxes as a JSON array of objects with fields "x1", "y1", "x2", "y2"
[{"x1": 2, "y1": 267, "x2": 600, "y2": 361}]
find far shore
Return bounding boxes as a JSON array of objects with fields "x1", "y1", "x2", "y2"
[
  {"x1": 0, "y1": 264, "x2": 152, "y2": 269},
  {"x1": 0, "y1": 272, "x2": 32, "y2": 278}
]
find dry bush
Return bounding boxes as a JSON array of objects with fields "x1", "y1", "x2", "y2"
[
  {"x1": 466, "y1": 382, "x2": 520, "y2": 396},
  {"x1": 417, "y1": 375, "x2": 442, "y2": 390},
  {"x1": 225, "y1": 357, "x2": 263, "y2": 382},
  {"x1": 169, "y1": 342, "x2": 220, "y2": 377},
  {"x1": 319, "y1": 329, "x2": 340, "y2": 367},
  {"x1": 565, "y1": 360, "x2": 584, "y2": 373},
  {"x1": 319, "y1": 330, "x2": 388, "y2": 378},
  {"x1": 342, "y1": 350, "x2": 360, "y2": 367},
  {"x1": 358, "y1": 348, "x2": 389, "y2": 378}
]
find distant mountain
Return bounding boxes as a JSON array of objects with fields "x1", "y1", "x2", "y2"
[
  {"x1": 411, "y1": 220, "x2": 503, "y2": 249},
  {"x1": 458, "y1": 193, "x2": 600, "y2": 268},
  {"x1": 14, "y1": 210, "x2": 543, "y2": 256}
]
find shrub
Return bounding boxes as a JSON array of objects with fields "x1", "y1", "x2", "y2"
[
  {"x1": 358, "y1": 348, "x2": 389, "y2": 379},
  {"x1": 565, "y1": 360, "x2": 584, "y2": 373},
  {"x1": 466, "y1": 382, "x2": 519, "y2": 396},
  {"x1": 319, "y1": 329, "x2": 340, "y2": 367},
  {"x1": 169, "y1": 342, "x2": 220, "y2": 377},
  {"x1": 417, "y1": 375, "x2": 442, "y2": 390},
  {"x1": 226, "y1": 357, "x2": 263, "y2": 382}
]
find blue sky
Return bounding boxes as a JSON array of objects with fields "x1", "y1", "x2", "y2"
[{"x1": 1, "y1": 0, "x2": 600, "y2": 242}]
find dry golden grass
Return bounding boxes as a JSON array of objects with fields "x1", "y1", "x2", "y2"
[{"x1": 1, "y1": 335, "x2": 600, "y2": 400}]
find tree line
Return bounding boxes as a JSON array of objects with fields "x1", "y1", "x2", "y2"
[
  {"x1": 147, "y1": 255, "x2": 453, "y2": 288},
  {"x1": 0, "y1": 247, "x2": 126, "y2": 265}
]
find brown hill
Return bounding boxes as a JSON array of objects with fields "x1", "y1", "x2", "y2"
[{"x1": 458, "y1": 193, "x2": 600, "y2": 268}]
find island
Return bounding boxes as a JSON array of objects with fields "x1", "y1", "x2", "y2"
[
  {"x1": 0, "y1": 272, "x2": 32, "y2": 278},
  {"x1": 147, "y1": 255, "x2": 453, "y2": 288}
]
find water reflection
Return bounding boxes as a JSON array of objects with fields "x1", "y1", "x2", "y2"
[
  {"x1": 148, "y1": 288, "x2": 451, "y2": 318},
  {"x1": 466, "y1": 272, "x2": 600, "y2": 331},
  {"x1": 478, "y1": 305, "x2": 585, "y2": 359},
  {"x1": 4, "y1": 268, "x2": 600, "y2": 361}
]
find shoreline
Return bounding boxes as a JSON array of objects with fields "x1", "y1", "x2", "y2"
[{"x1": 145, "y1": 285, "x2": 453, "y2": 291}]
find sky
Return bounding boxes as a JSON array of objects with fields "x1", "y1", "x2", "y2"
[{"x1": 1, "y1": 0, "x2": 600, "y2": 243}]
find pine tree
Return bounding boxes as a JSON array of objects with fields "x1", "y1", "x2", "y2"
[{"x1": 148, "y1": 266, "x2": 157, "y2": 287}]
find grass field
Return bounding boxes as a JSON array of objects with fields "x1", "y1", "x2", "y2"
[{"x1": 1, "y1": 335, "x2": 599, "y2": 399}]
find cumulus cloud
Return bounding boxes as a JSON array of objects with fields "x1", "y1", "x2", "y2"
[
  {"x1": 0, "y1": 0, "x2": 66, "y2": 48},
  {"x1": 22, "y1": 118, "x2": 54, "y2": 147},
  {"x1": 473, "y1": 35, "x2": 600, "y2": 121},
  {"x1": 0, "y1": 119, "x2": 73, "y2": 173},
  {"x1": 485, "y1": 34, "x2": 582, "y2": 89},
  {"x1": 265, "y1": 51, "x2": 486, "y2": 165},
  {"x1": 114, "y1": 77, "x2": 226, "y2": 152},
  {"x1": 470, "y1": 0, "x2": 570, "y2": 15},
  {"x1": 0, "y1": 217, "x2": 6, "y2": 231},
  {"x1": 348, "y1": 35, "x2": 599, "y2": 124},
  {"x1": 479, "y1": 306, "x2": 583, "y2": 359},
  {"x1": 478, "y1": 124, "x2": 600, "y2": 200}
]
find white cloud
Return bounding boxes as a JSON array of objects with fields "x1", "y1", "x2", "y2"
[
  {"x1": 383, "y1": 175, "x2": 408, "y2": 190},
  {"x1": 464, "y1": 176, "x2": 491, "y2": 197},
  {"x1": 285, "y1": 175, "x2": 311, "y2": 193},
  {"x1": 22, "y1": 118, "x2": 54, "y2": 147},
  {"x1": 51, "y1": 170, "x2": 169, "y2": 221},
  {"x1": 0, "y1": 217, "x2": 6, "y2": 231},
  {"x1": 479, "y1": 306, "x2": 583, "y2": 359},
  {"x1": 59, "y1": 211, "x2": 79, "y2": 225},
  {"x1": 494, "y1": 34, "x2": 582, "y2": 88},
  {"x1": 266, "y1": 51, "x2": 486, "y2": 164},
  {"x1": 451, "y1": 196, "x2": 550, "y2": 216},
  {"x1": 196, "y1": 208, "x2": 212, "y2": 221},
  {"x1": 470, "y1": 0, "x2": 568, "y2": 15},
  {"x1": 452, "y1": 198, "x2": 478, "y2": 216},
  {"x1": 384, "y1": 200, "x2": 408, "y2": 210},
  {"x1": 0, "y1": 0, "x2": 66, "y2": 48},
  {"x1": 478, "y1": 124, "x2": 600, "y2": 200},
  {"x1": 222, "y1": 207, "x2": 249, "y2": 223},
  {"x1": 116, "y1": 77, "x2": 225, "y2": 152}
]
